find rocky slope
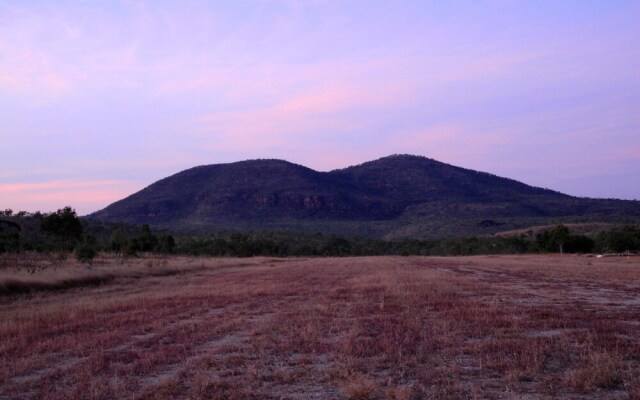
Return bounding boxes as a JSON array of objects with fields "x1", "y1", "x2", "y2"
[{"x1": 88, "y1": 155, "x2": 640, "y2": 238}]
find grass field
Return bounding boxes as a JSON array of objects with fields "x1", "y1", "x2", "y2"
[{"x1": 1, "y1": 254, "x2": 639, "y2": 399}]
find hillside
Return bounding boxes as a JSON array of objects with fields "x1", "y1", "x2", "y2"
[{"x1": 88, "y1": 155, "x2": 640, "y2": 239}]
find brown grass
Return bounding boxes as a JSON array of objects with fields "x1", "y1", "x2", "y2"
[{"x1": 0, "y1": 253, "x2": 639, "y2": 399}]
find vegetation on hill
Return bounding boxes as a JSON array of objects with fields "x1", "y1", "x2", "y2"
[{"x1": 86, "y1": 155, "x2": 640, "y2": 238}]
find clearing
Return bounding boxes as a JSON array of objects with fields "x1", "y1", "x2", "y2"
[{"x1": 0, "y1": 254, "x2": 639, "y2": 399}]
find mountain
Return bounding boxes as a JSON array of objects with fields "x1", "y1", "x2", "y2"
[{"x1": 88, "y1": 155, "x2": 640, "y2": 239}]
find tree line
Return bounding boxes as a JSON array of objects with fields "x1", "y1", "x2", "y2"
[
  {"x1": 1, "y1": 207, "x2": 640, "y2": 260},
  {"x1": 0, "y1": 207, "x2": 174, "y2": 262}
]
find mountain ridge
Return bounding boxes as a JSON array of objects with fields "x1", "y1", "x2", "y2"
[{"x1": 88, "y1": 154, "x2": 640, "y2": 239}]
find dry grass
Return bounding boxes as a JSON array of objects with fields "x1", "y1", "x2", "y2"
[{"x1": 0, "y1": 254, "x2": 639, "y2": 399}]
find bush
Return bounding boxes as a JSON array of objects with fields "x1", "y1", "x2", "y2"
[
  {"x1": 596, "y1": 226, "x2": 640, "y2": 253},
  {"x1": 41, "y1": 206, "x2": 83, "y2": 251},
  {"x1": 75, "y1": 242, "x2": 96, "y2": 264},
  {"x1": 157, "y1": 234, "x2": 176, "y2": 254},
  {"x1": 564, "y1": 235, "x2": 595, "y2": 253}
]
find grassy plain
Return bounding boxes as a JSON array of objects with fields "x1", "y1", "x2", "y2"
[{"x1": 1, "y1": 254, "x2": 639, "y2": 399}]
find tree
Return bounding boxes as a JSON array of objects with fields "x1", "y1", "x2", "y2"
[
  {"x1": 549, "y1": 224, "x2": 570, "y2": 253},
  {"x1": 597, "y1": 226, "x2": 640, "y2": 253},
  {"x1": 137, "y1": 224, "x2": 158, "y2": 252},
  {"x1": 535, "y1": 224, "x2": 571, "y2": 253},
  {"x1": 75, "y1": 245, "x2": 96, "y2": 264},
  {"x1": 564, "y1": 235, "x2": 594, "y2": 253},
  {"x1": 157, "y1": 234, "x2": 176, "y2": 254},
  {"x1": 229, "y1": 233, "x2": 252, "y2": 257},
  {"x1": 75, "y1": 237, "x2": 97, "y2": 265},
  {"x1": 40, "y1": 206, "x2": 83, "y2": 251},
  {"x1": 124, "y1": 238, "x2": 141, "y2": 256},
  {"x1": 109, "y1": 229, "x2": 127, "y2": 253},
  {"x1": 321, "y1": 236, "x2": 351, "y2": 256},
  {"x1": 0, "y1": 220, "x2": 20, "y2": 253}
]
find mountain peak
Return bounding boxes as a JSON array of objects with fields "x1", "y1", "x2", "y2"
[
  {"x1": 378, "y1": 153, "x2": 431, "y2": 160},
  {"x1": 367, "y1": 154, "x2": 438, "y2": 164},
  {"x1": 89, "y1": 155, "x2": 640, "y2": 239}
]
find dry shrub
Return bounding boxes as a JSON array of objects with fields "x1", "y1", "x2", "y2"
[
  {"x1": 344, "y1": 376, "x2": 378, "y2": 399},
  {"x1": 0, "y1": 273, "x2": 115, "y2": 295},
  {"x1": 274, "y1": 366, "x2": 295, "y2": 384},
  {"x1": 386, "y1": 384, "x2": 419, "y2": 400},
  {"x1": 564, "y1": 352, "x2": 622, "y2": 392}
]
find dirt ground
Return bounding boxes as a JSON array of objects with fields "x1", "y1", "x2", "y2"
[{"x1": 0, "y1": 254, "x2": 639, "y2": 399}]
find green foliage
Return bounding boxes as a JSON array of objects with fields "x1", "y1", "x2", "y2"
[
  {"x1": 41, "y1": 206, "x2": 83, "y2": 251},
  {"x1": 137, "y1": 224, "x2": 158, "y2": 252},
  {"x1": 563, "y1": 235, "x2": 595, "y2": 253},
  {"x1": 536, "y1": 224, "x2": 571, "y2": 253},
  {"x1": 157, "y1": 234, "x2": 176, "y2": 254},
  {"x1": 0, "y1": 232, "x2": 20, "y2": 253},
  {"x1": 172, "y1": 223, "x2": 636, "y2": 257},
  {"x1": 0, "y1": 219, "x2": 21, "y2": 252},
  {"x1": 596, "y1": 226, "x2": 640, "y2": 253},
  {"x1": 74, "y1": 236, "x2": 97, "y2": 264},
  {"x1": 176, "y1": 231, "x2": 534, "y2": 258},
  {"x1": 124, "y1": 238, "x2": 141, "y2": 256},
  {"x1": 551, "y1": 224, "x2": 570, "y2": 253},
  {"x1": 321, "y1": 236, "x2": 351, "y2": 256},
  {"x1": 74, "y1": 246, "x2": 96, "y2": 263},
  {"x1": 109, "y1": 229, "x2": 127, "y2": 253},
  {"x1": 88, "y1": 155, "x2": 640, "y2": 239},
  {"x1": 531, "y1": 226, "x2": 597, "y2": 254},
  {"x1": 2, "y1": 205, "x2": 640, "y2": 258}
]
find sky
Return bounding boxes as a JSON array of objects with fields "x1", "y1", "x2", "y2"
[{"x1": 1, "y1": 1, "x2": 639, "y2": 215}]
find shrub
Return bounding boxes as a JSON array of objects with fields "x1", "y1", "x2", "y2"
[
  {"x1": 74, "y1": 236, "x2": 96, "y2": 264},
  {"x1": 75, "y1": 240, "x2": 97, "y2": 264}
]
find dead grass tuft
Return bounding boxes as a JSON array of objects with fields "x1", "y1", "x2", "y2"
[
  {"x1": 564, "y1": 352, "x2": 623, "y2": 392},
  {"x1": 385, "y1": 384, "x2": 419, "y2": 400},
  {"x1": 0, "y1": 273, "x2": 115, "y2": 295},
  {"x1": 344, "y1": 376, "x2": 379, "y2": 399}
]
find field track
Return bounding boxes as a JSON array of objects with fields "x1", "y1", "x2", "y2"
[{"x1": 1, "y1": 255, "x2": 639, "y2": 399}]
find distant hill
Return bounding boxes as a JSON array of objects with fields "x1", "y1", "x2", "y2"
[{"x1": 88, "y1": 155, "x2": 640, "y2": 239}]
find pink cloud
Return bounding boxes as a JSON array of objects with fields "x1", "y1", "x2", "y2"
[
  {"x1": 188, "y1": 78, "x2": 418, "y2": 152},
  {"x1": 150, "y1": 47, "x2": 553, "y2": 158},
  {"x1": 0, "y1": 180, "x2": 140, "y2": 215},
  {"x1": 0, "y1": 50, "x2": 73, "y2": 98}
]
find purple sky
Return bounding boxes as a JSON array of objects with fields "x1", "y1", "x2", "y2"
[{"x1": 1, "y1": 1, "x2": 639, "y2": 215}]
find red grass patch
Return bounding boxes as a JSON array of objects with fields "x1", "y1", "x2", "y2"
[{"x1": 0, "y1": 254, "x2": 639, "y2": 399}]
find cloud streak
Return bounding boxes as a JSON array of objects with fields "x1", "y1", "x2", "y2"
[
  {"x1": 0, "y1": 180, "x2": 141, "y2": 215},
  {"x1": 1, "y1": 1, "x2": 639, "y2": 212}
]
